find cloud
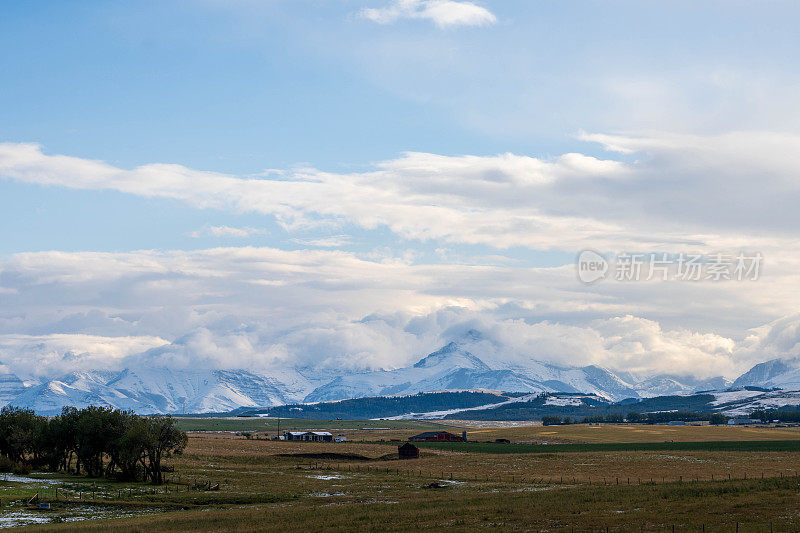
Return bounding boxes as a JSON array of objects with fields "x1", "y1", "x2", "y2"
[
  {"x1": 188, "y1": 225, "x2": 266, "y2": 239},
  {"x1": 360, "y1": 0, "x2": 496, "y2": 28},
  {"x1": 0, "y1": 245, "x2": 794, "y2": 380},
  {"x1": 0, "y1": 334, "x2": 169, "y2": 379},
  {"x1": 290, "y1": 235, "x2": 353, "y2": 248},
  {"x1": 2, "y1": 136, "x2": 800, "y2": 381},
  {"x1": 2, "y1": 134, "x2": 800, "y2": 255}
]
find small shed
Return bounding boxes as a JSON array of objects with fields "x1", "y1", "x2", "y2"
[{"x1": 398, "y1": 442, "x2": 419, "y2": 459}]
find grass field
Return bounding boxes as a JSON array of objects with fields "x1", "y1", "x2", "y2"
[
  {"x1": 3, "y1": 423, "x2": 800, "y2": 531},
  {"x1": 416, "y1": 439, "x2": 800, "y2": 454},
  {"x1": 460, "y1": 422, "x2": 800, "y2": 443}
]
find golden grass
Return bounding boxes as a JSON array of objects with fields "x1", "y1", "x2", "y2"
[
  {"x1": 5, "y1": 427, "x2": 800, "y2": 532},
  {"x1": 460, "y1": 423, "x2": 800, "y2": 443}
]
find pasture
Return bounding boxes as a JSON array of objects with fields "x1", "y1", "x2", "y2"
[{"x1": 2, "y1": 423, "x2": 800, "y2": 531}]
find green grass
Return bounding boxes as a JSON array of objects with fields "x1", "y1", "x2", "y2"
[
  {"x1": 172, "y1": 417, "x2": 444, "y2": 432},
  {"x1": 14, "y1": 477, "x2": 800, "y2": 532},
  {"x1": 416, "y1": 439, "x2": 800, "y2": 454}
]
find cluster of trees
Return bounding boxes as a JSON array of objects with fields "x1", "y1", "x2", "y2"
[
  {"x1": 0, "y1": 405, "x2": 187, "y2": 484},
  {"x1": 542, "y1": 412, "x2": 729, "y2": 426},
  {"x1": 752, "y1": 410, "x2": 800, "y2": 422},
  {"x1": 626, "y1": 412, "x2": 729, "y2": 425}
]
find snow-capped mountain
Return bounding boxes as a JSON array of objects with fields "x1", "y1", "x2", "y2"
[
  {"x1": 306, "y1": 337, "x2": 643, "y2": 403},
  {"x1": 4, "y1": 368, "x2": 303, "y2": 416},
  {"x1": 731, "y1": 359, "x2": 800, "y2": 389},
  {"x1": 1, "y1": 331, "x2": 797, "y2": 415},
  {"x1": 305, "y1": 341, "x2": 554, "y2": 403},
  {"x1": 0, "y1": 371, "x2": 25, "y2": 403},
  {"x1": 633, "y1": 375, "x2": 732, "y2": 397}
]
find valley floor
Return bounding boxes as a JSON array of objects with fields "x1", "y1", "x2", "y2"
[{"x1": 4, "y1": 423, "x2": 800, "y2": 531}]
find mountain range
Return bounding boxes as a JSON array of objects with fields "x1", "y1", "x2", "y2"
[{"x1": 1, "y1": 329, "x2": 799, "y2": 415}]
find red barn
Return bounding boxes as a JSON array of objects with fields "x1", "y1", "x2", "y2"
[{"x1": 408, "y1": 431, "x2": 466, "y2": 442}]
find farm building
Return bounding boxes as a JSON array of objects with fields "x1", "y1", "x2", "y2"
[
  {"x1": 284, "y1": 431, "x2": 334, "y2": 442},
  {"x1": 398, "y1": 443, "x2": 419, "y2": 459},
  {"x1": 408, "y1": 430, "x2": 467, "y2": 442}
]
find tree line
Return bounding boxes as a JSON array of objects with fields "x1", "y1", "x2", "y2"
[
  {"x1": 752, "y1": 410, "x2": 800, "y2": 422},
  {"x1": 542, "y1": 412, "x2": 729, "y2": 425},
  {"x1": 0, "y1": 405, "x2": 187, "y2": 484}
]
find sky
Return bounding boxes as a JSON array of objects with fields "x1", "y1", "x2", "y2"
[{"x1": 2, "y1": 0, "x2": 800, "y2": 382}]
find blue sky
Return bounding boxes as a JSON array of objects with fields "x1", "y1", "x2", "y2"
[
  {"x1": 2, "y1": 1, "x2": 800, "y2": 380},
  {"x1": 2, "y1": 0, "x2": 798, "y2": 255}
]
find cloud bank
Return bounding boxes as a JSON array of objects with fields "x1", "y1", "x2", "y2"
[
  {"x1": 0, "y1": 244, "x2": 794, "y2": 382},
  {"x1": 2, "y1": 133, "x2": 799, "y2": 383},
  {"x1": 3, "y1": 132, "x2": 800, "y2": 254}
]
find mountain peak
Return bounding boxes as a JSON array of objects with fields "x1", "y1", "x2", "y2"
[
  {"x1": 732, "y1": 358, "x2": 799, "y2": 389},
  {"x1": 413, "y1": 342, "x2": 490, "y2": 371},
  {"x1": 460, "y1": 329, "x2": 484, "y2": 343}
]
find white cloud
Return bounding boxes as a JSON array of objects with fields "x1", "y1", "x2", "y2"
[
  {"x1": 2, "y1": 134, "x2": 800, "y2": 256},
  {"x1": 2, "y1": 135, "x2": 800, "y2": 381},
  {"x1": 290, "y1": 235, "x2": 353, "y2": 247},
  {"x1": 0, "y1": 245, "x2": 794, "y2": 380},
  {"x1": 188, "y1": 225, "x2": 266, "y2": 239},
  {"x1": 360, "y1": 0, "x2": 496, "y2": 28},
  {"x1": 0, "y1": 334, "x2": 169, "y2": 379}
]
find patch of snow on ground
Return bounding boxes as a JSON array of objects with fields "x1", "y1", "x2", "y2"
[
  {"x1": 711, "y1": 390, "x2": 765, "y2": 405},
  {"x1": 383, "y1": 393, "x2": 544, "y2": 420},
  {"x1": 0, "y1": 473, "x2": 57, "y2": 485},
  {"x1": 720, "y1": 390, "x2": 800, "y2": 415},
  {"x1": 544, "y1": 396, "x2": 584, "y2": 406}
]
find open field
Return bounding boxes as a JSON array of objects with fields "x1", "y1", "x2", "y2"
[
  {"x1": 175, "y1": 417, "x2": 800, "y2": 443},
  {"x1": 460, "y1": 423, "x2": 800, "y2": 444},
  {"x1": 417, "y1": 439, "x2": 800, "y2": 454},
  {"x1": 3, "y1": 424, "x2": 800, "y2": 531}
]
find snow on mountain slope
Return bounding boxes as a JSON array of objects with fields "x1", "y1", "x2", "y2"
[
  {"x1": 305, "y1": 338, "x2": 641, "y2": 403},
  {"x1": 385, "y1": 392, "x2": 608, "y2": 420},
  {"x1": 10, "y1": 371, "x2": 140, "y2": 415},
  {"x1": 304, "y1": 342, "x2": 553, "y2": 403},
  {"x1": 732, "y1": 359, "x2": 800, "y2": 389},
  {"x1": 105, "y1": 367, "x2": 294, "y2": 413},
  {"x1": 0, "y1": 371, "x2": 25, "y2": 406},
  {"x1": 9, "y1": 331, "x2": 799, "y2": 415},
  {"x1": 712, "y1": 389, "x2": 800, "y2": 416},
  {"x1": 632, "y1": 375, "x2": 732, "y2": 397},
  {"x1": 8, "y1": 367, "x2": 300, "y2": 415}
]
